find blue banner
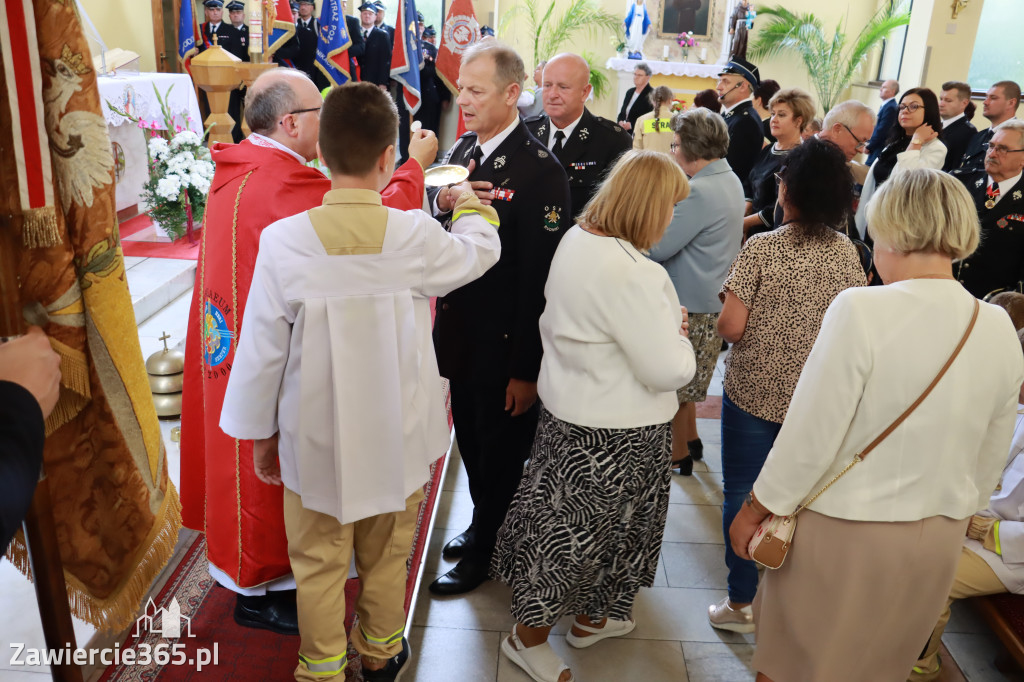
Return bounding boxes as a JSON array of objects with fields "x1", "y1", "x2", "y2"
[
  {"x1": 178, "y1": 0, "x2": 197, "y2": 63},
  {"x1": 390, "y1": 0, "x2": 423, "y2": 113},
  {"x1": 315, "y1": 0, "x2": 353, "y2": 87}
]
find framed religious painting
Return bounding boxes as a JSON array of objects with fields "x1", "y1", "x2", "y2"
[{"x1": 656, "y1": 0, "x2": 720, "y2": 39}]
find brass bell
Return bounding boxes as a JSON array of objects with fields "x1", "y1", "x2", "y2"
[{"x1": 147, "y1": 332, "x2": 184, "y2": 419}]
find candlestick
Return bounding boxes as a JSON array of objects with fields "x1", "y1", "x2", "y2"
[
  {"x1": 662, "y1": 45, "x2": 670, "y2": 60},
  {"x1": 700, "y1": 47, "x2": 707, "y2": 61}
]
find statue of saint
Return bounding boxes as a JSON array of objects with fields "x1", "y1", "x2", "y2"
[{"x1": 624, "y1": 0, "x2": 651, "y2": 60}]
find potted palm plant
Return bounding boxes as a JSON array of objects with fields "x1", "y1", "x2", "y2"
[
  {"x1": 499, "y1": 0, "x2": 622, "y2": 98},
  {"x1": 748, "y1": 2, "x2": 911, "y2": 112}
]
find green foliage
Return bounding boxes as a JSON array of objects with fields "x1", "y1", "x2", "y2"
[
  {"x1": 499, "y1": 0, "x2": 621, "y2": 98},
  {"x1": 749, "y1": 3, "x2": 910, "y2": 112}
]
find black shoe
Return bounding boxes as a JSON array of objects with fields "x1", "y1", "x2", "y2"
[
  {"x1": 362, "y1": 638, "x2": 411, "y2": 682},
  {"x1": 671, "y1": 456, "x2": 694, "y2": 476},
  {"x1": 428, "y1": 559, "x2": 489, "y2": 596},
  {"x1": 441, "y1": 526, "x2": 476, "y2": 561},
  {"x1": 233, "y1": 590, "x2": 299, "y2": 635},
  {"x1": 688, "y1": 438, "x2": 704, "y2": 462}
]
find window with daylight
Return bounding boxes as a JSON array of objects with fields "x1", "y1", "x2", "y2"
[{"x1": 968, "y1": 0, "x2": 1024, "y2": 89}]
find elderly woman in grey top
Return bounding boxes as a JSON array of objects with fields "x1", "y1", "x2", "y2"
[{"x1": 649, "y1": 108, "x2": 745, "y2": 475}]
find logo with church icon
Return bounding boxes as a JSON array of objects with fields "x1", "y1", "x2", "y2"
[{"x1": 133, "y1": 597, "x2": 195, "y2": 639}]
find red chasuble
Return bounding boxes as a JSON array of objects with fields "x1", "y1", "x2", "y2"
[{"x1": 180, "y1": 140, "x2": 425, "y2": 588}]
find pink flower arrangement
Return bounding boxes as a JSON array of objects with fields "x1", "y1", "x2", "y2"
[{"x1": 677, "y1": 32, "x2": 698, "y2": 49}]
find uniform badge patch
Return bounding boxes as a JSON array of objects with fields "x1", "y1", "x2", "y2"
[
  {"x1": 998, "y1": 218, "x2": 1009, "y2": 228},
  {"x1": 1015, "y1": 190, "x2": 1023, "y2": 201},
  {"x1": 579, "y1": 128, "x2": 589, "y2": 141},
  {"x1": 538, "y1": 149, "x2": 549, "y2": 158},
  {"x1": 494, "y1": 155, "x2": 506, "y2": 169},
  {"x1": 976, "y1": 178, "x2": 985, "y2": 188},
  {"x1": 537, "y1": 124, "x2": 547, "y2": 137},
  {"x1": 543, "y1": 206, "x2": 561, "y2": 231}
]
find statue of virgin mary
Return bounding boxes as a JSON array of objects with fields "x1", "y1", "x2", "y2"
[{"x1": 624, "y1": 0, "x2": 651, "y2": 59}]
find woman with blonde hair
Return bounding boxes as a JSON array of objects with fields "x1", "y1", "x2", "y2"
[
  {"x1": 743, "y1": 88, "x2": 816, "y2": 238},
  {"x1": 633, "y1": 85, "x2": 677, "y2": 154},
  {"x1": 492, "y1": 150, "x2": 697, "y2": 682},
  {"x1": 730, "y1": 168, "x2": 1023, "y2": 681}
]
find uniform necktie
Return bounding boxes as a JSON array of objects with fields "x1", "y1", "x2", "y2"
[
  {"x1": 986, "y1": 182, "x2": 1000, "y2": 209},
  {"x1": 471, "y1": 145, "x2": 484, "y2": 169},
  {"x1": 552, "y1": 130, "x2": 565, "y2": 159}
]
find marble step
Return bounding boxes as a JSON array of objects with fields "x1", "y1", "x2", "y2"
[{"x1": 124, "y1": 256, "x2": 196, "y2": 328}]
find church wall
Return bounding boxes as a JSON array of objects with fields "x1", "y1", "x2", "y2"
[{"x1": 80, "y1": 0, "x2": 160, "y2": 72}]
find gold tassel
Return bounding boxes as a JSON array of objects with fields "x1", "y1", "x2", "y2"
[
  {"x1": 50, "y1": 337, "x2": 92, "y2": 399},
  {"x1": 43, "y1": 387, "x2": 89, "y2": 436},
  {"x1": 22, "y1": 207, "x2": 62, "y2": 249},
  {"x1": 3, "y1": 487, "x2": 183, "y2": 632}
]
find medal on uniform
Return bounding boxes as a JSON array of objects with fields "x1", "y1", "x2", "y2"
[
  {"x1": 492, "y1": 188, "x2": 515, "y2": 201},
  {"x1": 986, "y1": 184, "x2": 1000, "y2": 209},
  {"x1": 998, "y1": 218, "x2": 1009, "y2": 228},
  {"x1": 570, "y1": 161, "x2": 597, "y2": 170}
]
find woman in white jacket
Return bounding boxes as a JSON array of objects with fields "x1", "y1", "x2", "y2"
[
  {"x1": 855, "y1": 87, "x2": 947, "y2": 239},
  {"x1": 730, "y1": 169, "x2": 1023, "y2": 682}
]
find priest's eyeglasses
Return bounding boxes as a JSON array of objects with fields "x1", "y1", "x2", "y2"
[
  {"x1": 984, "y1": 142, "x2": 1024, "y2": 155},
  {"x1": 278, "y1": 107, "x2": 322, "y2": 125}
]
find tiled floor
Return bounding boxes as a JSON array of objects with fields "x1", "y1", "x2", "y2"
[{"x1": 0, "y1": 259, "x2": 1016, "y2": 681}]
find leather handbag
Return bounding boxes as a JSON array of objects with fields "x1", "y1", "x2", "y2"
[{"x1": 748, "y1": 298, "x2": 980, "y2": 569}]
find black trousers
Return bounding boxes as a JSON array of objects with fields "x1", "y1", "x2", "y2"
[
  {"x1": 449, "y1": 378, "x2": 539, "y2": 564},
  {"x1": 0, "y1": 382, "x2": 44, "y2": 552}
]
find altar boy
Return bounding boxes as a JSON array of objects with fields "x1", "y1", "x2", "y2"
[{"x1": 219, "y1": 82, "x2": 500, "y2": 682}]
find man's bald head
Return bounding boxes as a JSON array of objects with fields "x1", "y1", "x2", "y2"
[
  {"x1": 880, "y1": 79, "x2": 899, "y2": 100},
  {"x1": 542, "y1": 52, "x2": 592, "y2": 128},
  {"x1": 244, "y1": 68, "x2": 322, "y2": 160},
  {"x1": 245, "y1": 69, "x2": 317, "y2": 135}
]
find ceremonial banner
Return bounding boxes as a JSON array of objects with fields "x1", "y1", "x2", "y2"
[
  {"x1": 315, "y1": 0, "x2": 352, "y2": 86},
  {"x1": 177, "y1": 0, "x2": 198, "y2": 66},
  {"x1": 390, "y1": 0, "x2": 423, "y2": 113},
  {"x1": 1, "y1": 0, "x2": 180, "y2": 631},
  {"x1": 267, "y1": 0, "x2": 296, "y2": 57},
  {"x1": 435, "y1": 0, "x2": 480, "y2": 96}
]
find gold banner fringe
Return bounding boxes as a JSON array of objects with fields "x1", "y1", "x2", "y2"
[
  {"x1": 22, "y1": 207, "x2": 62, "y2": 249},
  {"x1": 4, "y1": 485, "x2": 183, "y2": 632},
  {"x1": 50, "y1": 337, "x2": 92, "y2": 399},
  {"x1": 43, "y1": 387, "x2": 89, "y2": 436}
]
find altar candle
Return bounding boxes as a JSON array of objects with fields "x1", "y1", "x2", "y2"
[
  {"x1": 700, "y1": 47, "x2": 707, "y2": 61},
  {"x1": 662, "y1": 45, "x2": 670, "y2": 60},
  {"x1": 248, "y1": 0, "x2": 264, "y2": 56}
]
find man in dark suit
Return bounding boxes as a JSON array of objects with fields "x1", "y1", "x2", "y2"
[
  {"x1": 617, "y1": 62, "x2": 654, "y2": 133},
  {"x1": 428, "y1": 42, "x2": 571, "y2": 596},
  {"x1": 224, "y1": 1, "x2": 250, "y2": 142},
  {"x1": 356, "y1": 1, "x2": 391, "y2": 87},
  {"x1": 373, "y1": 0, "x2": 394, "y2": 43},
  {"x1": 958, "y1": 81, "x2": 1021, "y2": 174},
  {"x1": 939, "y1": 81, "x2": 978, "y2": 172},
  {"x1": 865, "y1": 79, "x2": 898, "y2": 165},
  {"x1": 291, "y1": 0, "x2": 329, "y2": 90},
  {"x1": 525, "y1": 53, "x2": 631, "y2": 222},
  {"x1": 955, "y1": 121, "x2": 1024, "y2": 299},
  {"x1": 199, "y1": 0, "x2": 239, "y2": 53},
  {"x1": 716, "y1": 57, "x2": 763, "y2": 195},
  {"x1": 415, "y1": 25, "x2": 449, "y2": 135},
  {"x1": 0, "y1": 328, "x2": 61, "y2": 552}
]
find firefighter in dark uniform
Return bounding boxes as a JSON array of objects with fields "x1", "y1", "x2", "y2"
[
  {"x1": 716, "y1": 57, "x2": 764, "y2": 196},
  {"x1": 523, "y1": 54, "x2": 631, "y2": 222},
  {"x1": 224, "y1": 1, "x2": 250, "y2": 142},
  {"x1": 955, "y1": 123, "x2": 1024, "y2": 299},
  {"x1": 291, "y1": 0, "x2": 329, "y2": 90},
  {"x1": 427, "y1": 43, "x2": 571, "y2": 597},
  {"x1": 415, "y1": 25, "x2": 449, "y2": 135}
]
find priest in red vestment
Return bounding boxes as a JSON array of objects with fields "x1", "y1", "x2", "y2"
[{"x1": 180, "y1": 69, "x2": 434, "y2": 634}]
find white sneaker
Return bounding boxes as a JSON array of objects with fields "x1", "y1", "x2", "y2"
[{"x1": 707, "y1": 597, "x2": 755, "y2": 634}]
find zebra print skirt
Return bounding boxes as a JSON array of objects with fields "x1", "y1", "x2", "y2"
[{"x1": 490, "y1": 406, "x2": 672, "y2": 628}]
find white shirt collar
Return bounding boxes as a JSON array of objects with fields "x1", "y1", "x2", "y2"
[
  {"x1": 248, "y1": 133, "x2": 307, "y2": 165},
  {"x1": 476, "y1": 115, "x2": 520, "y2": 163},
  {"x1": 723, "y1": 96, "x2": 753, "y2": 115},
  {"x1": 210, "y1": 22, "x2": 221, "y2": 31},
  {"x1": 989, "y1": 171, "x2": 1022, "y2": 200},
  {"x1": 942, "y1": 112, "x2": 965, "y2": 128},
  {"x1": 547, "y1": 112, "x2": 584, "y2": 149}
]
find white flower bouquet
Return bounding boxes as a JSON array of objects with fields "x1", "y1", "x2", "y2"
[{"x1": 141, "y1": 130, "x2": 214, "y2": 241}]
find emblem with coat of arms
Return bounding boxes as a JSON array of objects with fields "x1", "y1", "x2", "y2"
[{"x1": 444, "y1": 15, "x2": 480, "y2": 55}]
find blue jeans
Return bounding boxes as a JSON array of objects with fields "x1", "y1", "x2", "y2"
[{"x1": 720, "y1": 392, "x2": 782, "y2": 604}]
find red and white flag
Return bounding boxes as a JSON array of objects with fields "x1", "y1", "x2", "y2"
[{"x1": 436, "y1": 0, "x2": 480, "y2": 136}]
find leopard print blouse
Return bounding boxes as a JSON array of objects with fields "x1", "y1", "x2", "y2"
[{"x1": 720, "y1": 225, "x2": 866, "y2": 423}]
